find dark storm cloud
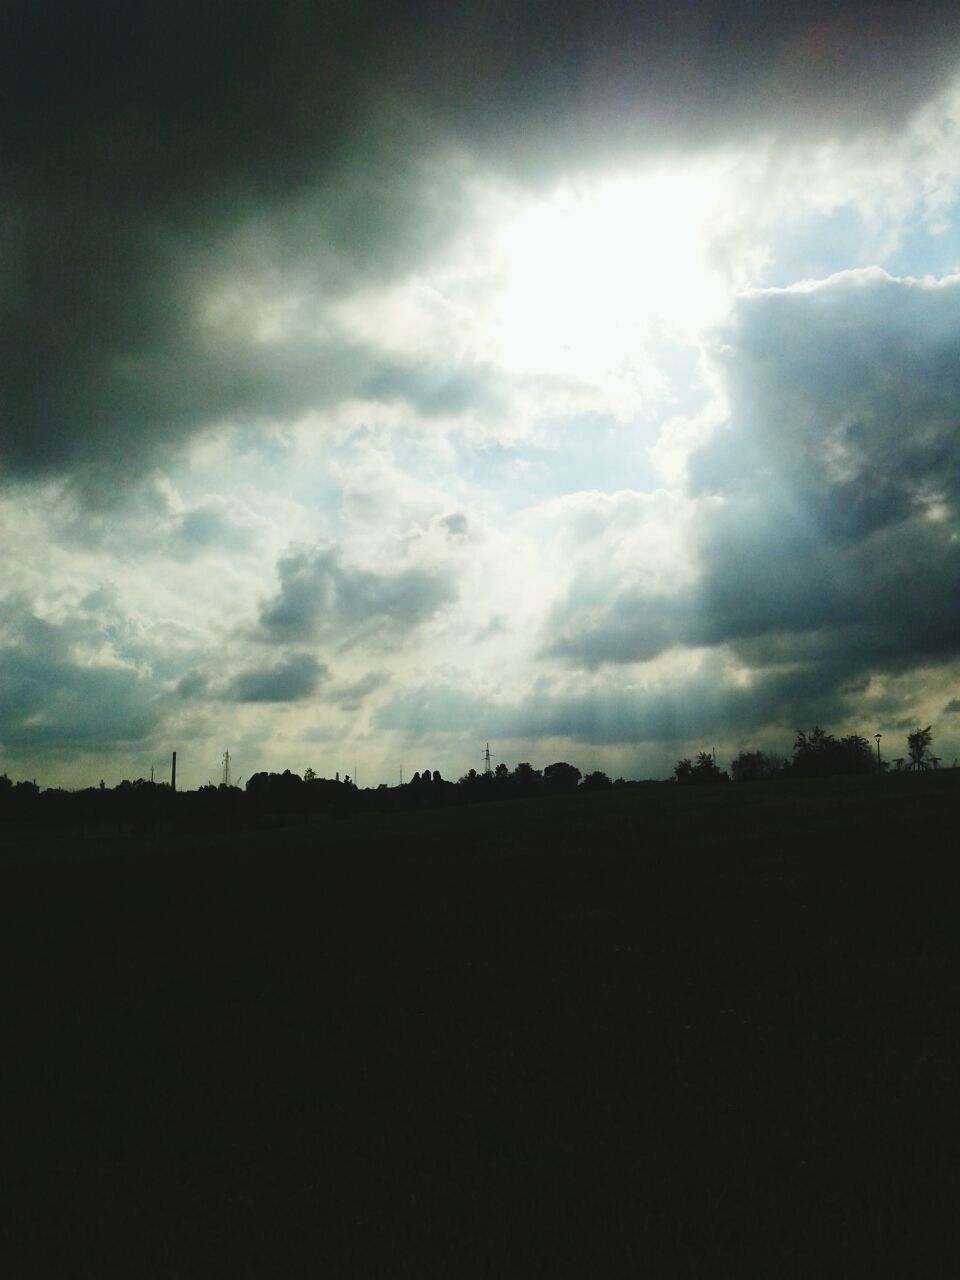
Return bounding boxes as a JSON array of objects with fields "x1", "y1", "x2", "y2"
[
  {"x1": 693, "y1": 272, "x2": 960, "y2": 675},
  {"x1": 171, "y1": 497, "x2": 263, "y2": 558},
  {"x1": 361, "y1": 364, "x2": 503, "y2": 419},
  {"x1": 174, "y1": 671, "x2": 209, "y2": 701},
  {"x1": 549, "y1": 271, "x2": 960, "y2": 684},
  {"x1": 4, "y1": 2, "x2": 960, "y2": 487},
  {"x1": 692, "y1": 272, "x2": 960, "y2": 519},
  {"x1": 0, "y1": 1, "x2": 471, "y2": 490},
  {"x1": 374, "y1": 657, "x2": 870, "y2": 747},
  {"x1": 520, "y1": 665, "x2": 859, "y2": 744},
  {"x1": 329, "y1": 671, "x2": 388, "y2": 712},
  {"x1": 440, "y1": 512, "x2": 470, "y2": 539},
  {"x1": 393, "y1": 1, "x2": 960, "y2": 166},
  {"x1": 258, "y1": 545, "x2": 456, "y2": 644},
  {"x1": 0, "y1": 600, "x2": 160, "y2": 753},
  {"x1": 225, "y1": 652, "x2": 326, "y2": 703},
  {"x1": 549, "y1": 582, "x2": 695, "y2": 667},
  {"x1": 695, "y1": 504, "x2": 960, "y2": 666}
]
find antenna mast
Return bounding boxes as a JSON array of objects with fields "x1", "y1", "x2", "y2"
[{"x1": 484, "y1": 743, "x2": 492, "y2": 776}]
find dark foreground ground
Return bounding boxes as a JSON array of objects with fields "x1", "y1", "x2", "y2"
[{"x1": 2, "y1": 774, "x2": 959, "y2": 1277}]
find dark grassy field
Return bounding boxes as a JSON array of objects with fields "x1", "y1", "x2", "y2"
[{"x1": 3, "y1": 775, "x2": 960, "y2": 1277}]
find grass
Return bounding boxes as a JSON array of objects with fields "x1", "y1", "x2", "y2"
[{"x1": 2, "y1": 774, "x2": 959, "y2": 1277}]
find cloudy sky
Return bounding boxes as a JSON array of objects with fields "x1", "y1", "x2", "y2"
[{"x1": 3, "y1": 1, "x2": 960, "y2": 788}]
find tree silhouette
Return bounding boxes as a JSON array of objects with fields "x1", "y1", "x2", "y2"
[
  {"x1": 674, "y1": 753, "x2": 727, "y2": 784},
  {"x1": 907, "y1": 726, "x2": 932, "y2": 771},
  {"x1": 791, "y1": 728, "x2": 873, "y2": 778},
  {"x1": 730, "y1": 750, "x2": 786, "y2": 781},
  {"x1": 543, "y1": 762, "x2": 582, "y2": 794},
  {"x1": 510, "y1": 762, "x2": 542, "y2": 797}
]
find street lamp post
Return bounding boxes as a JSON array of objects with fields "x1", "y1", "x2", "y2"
[{"x1": 874, "y1": 733, "x2": 883, "y2": 776}]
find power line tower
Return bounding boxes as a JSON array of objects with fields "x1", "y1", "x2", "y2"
[
  {"x1": 483, "y1": 743, "x2": 492, "y2": 776},
  {"x1": 222, "y1": 751, "x2": 231, "y2": 788}
]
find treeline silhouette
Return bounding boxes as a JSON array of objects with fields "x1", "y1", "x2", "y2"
[
  {"x1": 673, "y1": 731, "x2": 875, "y2": 787},
  {"x1": 724, "y1": 725, "x2": 941, "y2": 783},
  {"x1": 0, "y1": 760, "x2": 625, "y2": 830},
  {"x1": 0, "y1": 724, "x2": 948, "y2": 831}
]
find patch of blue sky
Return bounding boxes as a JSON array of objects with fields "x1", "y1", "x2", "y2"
[
  {"x1": 883, "y1": 206, "x2": 960, "y2": 279},
  {"x1": 173, "y1": 431, "x2": 343, "y2": 543},
  {"x1": 763, "y1": 206, "x2": 868, "y2": 286},
  {"x1": 764, "y1": 200, "x2": 960, "y2": 287},
  {"x1": 455, "y1": 413, "x2": 660, "y2": 511}
]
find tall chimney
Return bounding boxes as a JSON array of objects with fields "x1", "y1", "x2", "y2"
[{"x1": 171, "y1": 750, "x2": 177, "y2": 792}]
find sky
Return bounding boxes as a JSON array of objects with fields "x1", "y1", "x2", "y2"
[{"x1": 2, "y1": 0, "x2": 960, "y2": 788}]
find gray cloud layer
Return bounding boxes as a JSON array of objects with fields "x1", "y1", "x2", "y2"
[
  {"x1": 225, "y1": 652, "x2": 327, "y2": 704},
  {"x1": 4, "y1": 2, "x2": 960, "y2": 488},
  {"x1": 375, "y1": 656, "x2": 886, "y2": 748},
  {"x1": 258, "y1": 545, "x2": 457, "y2": 645},
  {"x1": 0, "y1": 599, "x2": 160, "y2": 753},
  {"x1": 548, "y1": 272, "x2": 960, "y2": 715}
]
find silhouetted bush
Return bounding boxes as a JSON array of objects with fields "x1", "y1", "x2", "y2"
[
  {"x1": 730, "y1": 750, "x2": 788, "y2": 782},
  {"x1": 544, "y1": 762, "x2": 582, "y2": 794},
  {"x1": 790, "y1": 728, "x2": 873, "y2": 778},
  {"x1": 581, "y1": 770, "x2": 613, "y2": 791},
  {"x1": 674, "y1": 753, "x2": 728, "y2": 784}
]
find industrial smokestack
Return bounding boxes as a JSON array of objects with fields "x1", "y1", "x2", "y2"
[{"x1": 171, "y1": 751, "x2": 177, "y2": 792}]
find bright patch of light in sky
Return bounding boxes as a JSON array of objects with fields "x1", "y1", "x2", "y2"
[
  {"x1": 327, "y1": 162, "x2": 740, "y2": 420},
  {"x1": 486, "y1": 169, "x2": 732, "y2": 380}
]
